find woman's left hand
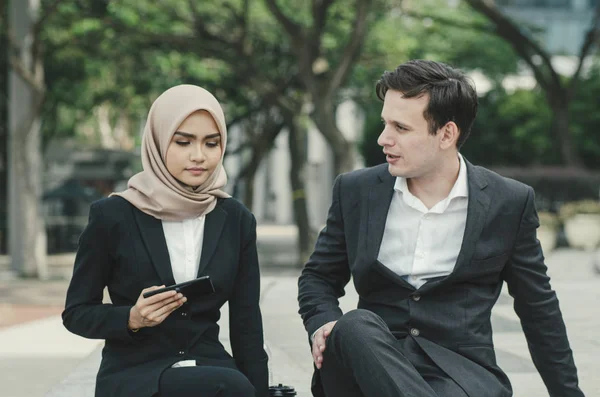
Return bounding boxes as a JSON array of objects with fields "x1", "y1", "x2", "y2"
[{"x1": 128, "y1": 285, "x2": 187, "y2": 330}]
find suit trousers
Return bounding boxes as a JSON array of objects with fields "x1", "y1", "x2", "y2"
[
  {"x1": 319, "y1": 309, "x2": 468, "y2": 397},
  {"x1": 157, "y1": 365, "x2": 255, "y2": 397}
]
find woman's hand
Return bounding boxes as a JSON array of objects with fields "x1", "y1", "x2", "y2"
[{"x1": 128, "y1": 286, "x2": 187, "y2": 330}]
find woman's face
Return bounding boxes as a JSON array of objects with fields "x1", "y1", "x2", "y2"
[{"x1": 165, "y1": 110, "x2": 222, "y2": 188}]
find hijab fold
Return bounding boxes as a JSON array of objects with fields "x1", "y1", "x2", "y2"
[{"x1": 111, "y1": 85, "x2": 230, "y2": 221}]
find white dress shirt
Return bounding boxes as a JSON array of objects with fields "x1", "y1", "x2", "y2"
[
  {"x1": 162, "y1": 216, "x2": 205, "y2": 285},
  {"x1": 377, "y1": 154, "x2": 469, "y2": 289},
  {"x1": 162, "y1": 215, "x2": 206, "y2": 367}
]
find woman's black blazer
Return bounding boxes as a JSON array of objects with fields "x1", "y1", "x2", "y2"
[{"x1": 62, "y1": 196, "x2": 269, "y2": 397}]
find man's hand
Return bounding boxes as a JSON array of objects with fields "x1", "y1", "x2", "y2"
[
  {"x1": 128, "y1": 286, "x2": 187, "y2": 330},
  {"x1": 312, "y1": 321, "x2": 337, "y2": 369}
]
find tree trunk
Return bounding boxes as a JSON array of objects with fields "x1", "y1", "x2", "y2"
[
  {"x1": 96, "y1": 104, "x2": 117, "y2": 149},
  {"x1": 114, "y1": 111, "x2": 134, "y2": 151},
  {"x1": 287, "y1": 115, "x2": 314, "y2": 267},
  {"x1": 239, "y1": 147, "x2": 265, "y2": 211},
  {"x1": 310, "y1": 97, "x2": 354, "y2": 175},
  {"x1": 242, "y1": 169, "x2": 255, "y2": 211},
  {"x1": 549, "y1": 93, "x2": 583, "y2": 168},
  {"x1": 8, "y1": 0, "x2": 47, "y2": 278},
  {"x1": 233, "y1": 116, "x2": 286, "y2": 211},
  {"x1": 0, "y1": 1, "x2": 8, "y2": 254}
]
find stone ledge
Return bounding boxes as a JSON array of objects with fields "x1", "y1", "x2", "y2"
[{"x1": 44, "y1": 346, "x2": 101, "y2": 397}]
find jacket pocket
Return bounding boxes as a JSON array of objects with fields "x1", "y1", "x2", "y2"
[
  {"x1": 471, "y1": 251, "x2": 509, "y2": 266},
  {"x1": 458, "y1": 344, "x2": 497, "y2": 368},
  {"x1": 465, "y1": 253, "x2": 510, "y2": 284}
]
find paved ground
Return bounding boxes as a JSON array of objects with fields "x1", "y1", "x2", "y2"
[{"x1": 0, "y1": 248, "x2": 599, "y2": 397}]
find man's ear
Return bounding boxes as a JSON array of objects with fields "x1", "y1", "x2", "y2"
[{"x1": 439, "y1": 121, "x2": 460, "y2": 149}]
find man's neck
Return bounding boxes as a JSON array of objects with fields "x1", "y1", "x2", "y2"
[{"x1": 406, "y1": 154, "x2": 461, "y2": 210}]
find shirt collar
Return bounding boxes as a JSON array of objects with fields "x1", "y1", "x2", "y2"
[
  {"x1": 449, "y1": 153, "x2": 469, "y2": 199},
  {"x1": 394, "y1": 153, "x2": 469, "y2": 200}
]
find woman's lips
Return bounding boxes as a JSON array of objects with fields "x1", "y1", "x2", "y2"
[{"x1": 186, "y1": 168, "x2": 206, "y2": 175}]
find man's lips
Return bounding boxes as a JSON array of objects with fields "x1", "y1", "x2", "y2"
[{"x1": 384, "y1": 153, "x2": 401, "y2": 164}]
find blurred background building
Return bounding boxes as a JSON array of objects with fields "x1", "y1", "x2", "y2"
[
  {"x1": 497, "y1": 0, "x2": 598, "y2": 55},
  {"x1": 42, "y1": 141, "x2": 138, "y2": 253}
]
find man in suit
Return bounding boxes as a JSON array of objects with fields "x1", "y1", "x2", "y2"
[{"x1": 297, "y1": 60, "x2": 584, "y2": 397}]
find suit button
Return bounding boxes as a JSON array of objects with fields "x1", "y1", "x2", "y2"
[
  {"x1": 181, "y1": 312, "x2": 187, "y2": 316},
  {"x1": 410, "y1": 328, "x2": 420, "y2": 337},
  {"x1": 412, "y1": 294, "x2": 421, "y2": 301},
  {"x1": 178, "y1": 350, "x2": 185, "y2": 355}
]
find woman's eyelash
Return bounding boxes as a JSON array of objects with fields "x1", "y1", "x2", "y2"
[{"x1": 175, "y1": 141, "x2": 220, "y2": 147}]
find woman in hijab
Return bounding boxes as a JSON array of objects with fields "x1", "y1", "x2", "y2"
[{"x1": 63, "y1": 85, "x2": 269, "y2": 397}]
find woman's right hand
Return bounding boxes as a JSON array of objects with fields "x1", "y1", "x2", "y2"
[{"x1": 128, "y1": 286, "x2": 187, "y2": 330}]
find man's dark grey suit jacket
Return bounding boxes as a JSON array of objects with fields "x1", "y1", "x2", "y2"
[{"x1": 298, "y1": 160, "x2": 583, "y2": 397}]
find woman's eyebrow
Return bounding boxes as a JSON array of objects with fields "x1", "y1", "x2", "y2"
[
  {"x1": 204, "y1": 133, "x2": 221, "y2": 140},
  {"x1": 174, "y1": 131, "x2": 196, "y2": 139}
]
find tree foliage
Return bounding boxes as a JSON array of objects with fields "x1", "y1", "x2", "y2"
[{"x1": 464, "y1": 0, "x2": 600, "y2": 167}]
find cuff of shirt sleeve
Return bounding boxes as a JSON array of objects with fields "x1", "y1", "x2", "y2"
[
  {"x1": 311, "y1": 327, "x2": 322, "y2": 343},
  {"x1": 305, "y1": 310, "x2": 343, "y2": 341}
]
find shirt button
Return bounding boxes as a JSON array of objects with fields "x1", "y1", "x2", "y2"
[
  {"x1": 412, "y1": 294, "x2": 421, "y2": 302},
  {"x1": 178, "y1": 350, "x2": 185, "y2": 355},
  {"x1": 410, "y1": 328, "x2": 420, "y2": 337},
  {"x1": 181, "y1": 312, "x2": 187, "y2": 316}
]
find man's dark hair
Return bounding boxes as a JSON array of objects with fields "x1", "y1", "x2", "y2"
[{"x1": 375, "y1": 59, "x2": 478, "y2": 148}]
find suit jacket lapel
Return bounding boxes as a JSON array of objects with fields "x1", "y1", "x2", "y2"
[
  {"x1": 133, "y1": 209, "x2": 176, "y2": 287},
  {"x1": 197, "y1": 202, "x2": 227, "y2": 276},
  {"x1": 454, "y1": 161, "x2": 490, "y2": 271},
  {"x1": 420, "y1": 161, "x2": 490, "y2": 292},
  {"x1": 366, "y1": 166, "x2": 396, "y2": 261}
]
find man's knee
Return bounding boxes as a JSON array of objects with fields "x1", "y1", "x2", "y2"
[
  {"x1": 321, "y1": 310, "x2": 388, "y2": 385},
  {"x1": 328, "y1": 309, "x2": 386, "y2": 348}
]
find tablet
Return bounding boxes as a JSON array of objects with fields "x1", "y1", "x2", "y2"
[{"x1": 142, "y1": 276, "x2": 215, "y2": 299}]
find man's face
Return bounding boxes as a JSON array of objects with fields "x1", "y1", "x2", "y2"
[{"x1": 378, "y1": 90, "x2": 443, "y2": 179}]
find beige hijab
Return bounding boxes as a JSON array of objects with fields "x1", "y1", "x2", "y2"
[{"x1": 112, "y1": 85, "x2": 230, "y2": 221}]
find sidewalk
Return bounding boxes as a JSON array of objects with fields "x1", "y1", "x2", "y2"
[{"x1": 0, "y1": 248, "x2": 599, "y2": 397}]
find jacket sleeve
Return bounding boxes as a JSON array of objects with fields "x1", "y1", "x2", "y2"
[
  {"x1": 297, "y1": 174, "x2": 351, "y2": 338},
  {"x1": 62, "y1": 201, "x2": 140, "y2": 343},
  {"x1": 502, "y1": 187, "x2": 583, "y2": 397},
  {"x1": 229, "y1": 213, "x2": 269, "y2": 397}
]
